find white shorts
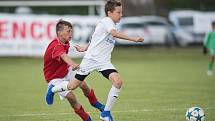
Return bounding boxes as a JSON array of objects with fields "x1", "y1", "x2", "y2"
[
  {"x1": 48, "y1": 68, "x2": 75, "y2": 100},
  {"x1": 77, "y1": 58, "x2": 116, "y2": 75}
]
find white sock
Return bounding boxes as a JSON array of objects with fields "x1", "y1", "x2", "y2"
[
  {"x1": 51, "y1": 81, "x2": 69, "y2": 93},
  {"x1": 104, "y1": 85, "x2": 121, "y2": 111}
]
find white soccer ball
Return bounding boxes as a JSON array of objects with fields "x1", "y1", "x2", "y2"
[{"x1": 185, "y1": 107, "x2": 205, "y2": 121}]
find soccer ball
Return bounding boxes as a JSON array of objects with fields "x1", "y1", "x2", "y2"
[{"x1": 185, "y1": 107, "x2": 205, "y2": 121}]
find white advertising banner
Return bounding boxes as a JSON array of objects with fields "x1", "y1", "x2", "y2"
[{"x1": 0, "y1": 13, "x2": 100, "y2": 57}]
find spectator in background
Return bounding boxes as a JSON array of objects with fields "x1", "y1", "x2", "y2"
[
  {"x1": 203, "y1": 21, "x2": 215, "y2": 76},
  {"x1": 43, "y1": 19, "x2": 104, "y2": 121}
]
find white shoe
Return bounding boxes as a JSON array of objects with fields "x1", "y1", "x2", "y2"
[{"x1": 207, "y1": 70, "x2": 213, "y2": 76}]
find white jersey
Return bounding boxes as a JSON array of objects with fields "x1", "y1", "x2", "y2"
[{"x1": 84, "y1": 17, "x2": 116, "y2": 62}]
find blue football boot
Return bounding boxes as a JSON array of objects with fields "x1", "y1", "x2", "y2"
[
  {"x1": 100, "y1": 111, "x2": 114, "y2": 121},
  {"x1": 46, "y1": 84, "x2": 55, "y2": 105}
]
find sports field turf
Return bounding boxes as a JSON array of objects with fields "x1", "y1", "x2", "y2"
[{"x1": 0, "y1": 47, "x2": 214, "y2": 121}]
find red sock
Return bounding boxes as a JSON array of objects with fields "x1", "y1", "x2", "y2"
[
  {"x1": 85, "y1": 89, "x2": 98, "y2": 105},
  {"x1": 74, "y1": 106, "x2": 90, "y2": 121}
]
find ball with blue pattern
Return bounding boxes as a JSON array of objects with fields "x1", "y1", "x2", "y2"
[{"x1": 185, "y1": 107, "x2": 205, "y2": 121}]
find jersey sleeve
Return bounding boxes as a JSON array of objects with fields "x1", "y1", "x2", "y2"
[
  {"x1": 102, "y1": 17, "x2": 116, "y2": 33},
  {"x1": 52, "y1": 45, "x2": 66, "y2": 61}
]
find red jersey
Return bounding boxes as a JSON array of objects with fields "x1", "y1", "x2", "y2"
[{"x1": 43, "y1": 38, "x2": 70, "y2": 82}]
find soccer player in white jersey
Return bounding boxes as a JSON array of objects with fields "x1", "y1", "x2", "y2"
[{"x1": 46, "y1": 0, "x2": 144, "y2": 121}]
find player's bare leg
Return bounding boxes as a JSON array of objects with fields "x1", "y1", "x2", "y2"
[
  {"x1": 100, "y1": 72, "x2": 123, "y2": 121},
  {"x1": 50, "y1": 78, "x2": 82, "y2": 92},
  {"x1": 68, "y1": 78, "x2": 82, "y2": 90},
  {"x1": 66, "y1": 91, "x2": 92, "y2": 121},
  {"x1": 80, "y1": 81, "x2": 105, "y2": 112}
]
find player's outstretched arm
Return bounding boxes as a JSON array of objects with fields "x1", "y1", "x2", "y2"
[
  {"x1": 60, "y1": 53, "x2": 79, "y2": 71},
  {"x1": 110, "y1": 29, "x2": 144, "y2": 42}
]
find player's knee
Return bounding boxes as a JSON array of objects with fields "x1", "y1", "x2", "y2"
[
  {"x1": 66, "y1": 92, "x2": 78, "y2": 106},
  {"x1": 113, "y1": 79, "x2": 123, "y2": 89},
  {"x1": 66, "y1": 92, "x2": 82, "y2": 110},
  {"x1": 79, "y1": 81, "x2": 87, "y2": 89},
  {"x1": 67, "y1": 79, "x2": 82, "y2": 90},
  {"x1": 109, "y1": 73, "x2": 123, "y2": 89}
]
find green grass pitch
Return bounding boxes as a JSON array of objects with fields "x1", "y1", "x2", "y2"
[{"x1": 0, "y1": 47, "x2": 214, "y2": 121}]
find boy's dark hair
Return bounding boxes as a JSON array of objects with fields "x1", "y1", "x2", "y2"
[
  {"x1": 56, "y1": 19, "x2": 72, "y2": 35},
  {"x1": 105, "y1": 0, "x2": 122, "y2": 16}
]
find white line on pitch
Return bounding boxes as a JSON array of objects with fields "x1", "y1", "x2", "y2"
[{"x1": 0, "y1": 107, "x2": 214, "y2": 117}]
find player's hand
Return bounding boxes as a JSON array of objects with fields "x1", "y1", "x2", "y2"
[
  {"x1": 72, "y1": 64, "x2": 80, "y2": 71},
  {"x1": 74, "y1": 45, "x2": 86, "y2": 52},
  {"x1": 134, "y1": 37, "x2": 144, "y2": 42}
]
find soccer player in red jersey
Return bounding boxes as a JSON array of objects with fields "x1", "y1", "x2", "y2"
[{"x1": 43, "y1": 19, "x2": 104, "y2": 121}]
